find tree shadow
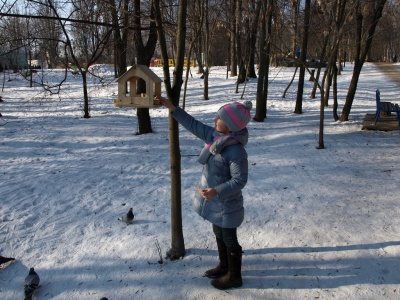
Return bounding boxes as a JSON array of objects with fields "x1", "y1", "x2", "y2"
[{"x1": 187, "y1": 241, "x2": 400, "y2": 289}]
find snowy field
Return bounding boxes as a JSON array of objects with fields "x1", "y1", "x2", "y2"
[{"x1": 1, "y1": 63, "x2": 400, "y2": 299}]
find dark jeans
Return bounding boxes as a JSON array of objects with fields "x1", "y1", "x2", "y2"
[{"x1": 212, "y1": 224, "x2": 241, "y2": 251}]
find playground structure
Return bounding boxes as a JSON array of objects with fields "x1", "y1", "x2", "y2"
[{"x1": 151, "y1": 58, "x2": 196, "y2": 68}]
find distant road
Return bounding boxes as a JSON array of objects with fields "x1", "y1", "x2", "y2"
[{"x1": 374, "y1": 63, "x2": 400, "y2": 85}]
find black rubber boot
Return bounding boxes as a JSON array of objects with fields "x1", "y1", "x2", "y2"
[
  {"x1": 204, "y1": 238, "x2": 228, "y2": 278},
  {"x1": 211, "y1": 246, "x2": 242, "y2": 290}
]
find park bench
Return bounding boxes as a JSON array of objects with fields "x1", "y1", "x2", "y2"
[{"x1": 374, "y1": 89, "x2": 400, "y2": 127}]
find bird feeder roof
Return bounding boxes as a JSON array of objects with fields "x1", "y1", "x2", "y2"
[{"x1": 116, "y1": 65, "x2": 162, "y2": 83}]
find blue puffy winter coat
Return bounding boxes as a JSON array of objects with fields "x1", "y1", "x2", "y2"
[{"x1": 172, "y1": 107, "x2": 248, "y2": 228}]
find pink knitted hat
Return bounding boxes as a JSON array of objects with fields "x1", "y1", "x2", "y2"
[{"x1": 217, "y1": 101, "x2": 252, "y2": 132}]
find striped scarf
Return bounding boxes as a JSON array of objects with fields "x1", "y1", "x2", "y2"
[{"x1": 197, "y1": 128, "x2": 249, "y2": 165}]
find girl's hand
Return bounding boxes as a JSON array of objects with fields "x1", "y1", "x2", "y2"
[
  {"x1": 195, "y1": 187, "x2": 218, "y2": 201},
  {"x1": 157, "y1": 96, "x2": 176, "y2": 112}
]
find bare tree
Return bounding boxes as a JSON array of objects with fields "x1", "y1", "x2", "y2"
[
  {"x1": 245, "y1": 0, "x2": 260, "y2": 79},
  {"x1": 37, "y1": 0, "x2": 62, "y2": 69},
  {"x1": 63, "y1": 0, "x2": 112, "y2": 118},
  {"x1": 254, "y1": 0, "x2": 272, "y2": 122},
  {"x1": 188, "y1": 1, "x2": 205, "y2": 75},
  {"x1": 340, "y1": 0, "x2": 387, "y2": 121},
  {"x1": 229, "y1": 0, "x2": 237, "y2": 77},
  {"x1": 235, "y1": 0, "x2": 246, "y2": 88},
  {"x1": 368, "y1": 1, "x2": 400, "y2": 62},
  {"x1": 0, "y1": 0, "x2": 395, "y2": 128},
  {"x1": 202, "y1": 0, "x2": 223, "y2": 100},
  {"x1": 317, "y1": 0, "x2": 349, "y2": 149},
  {"x1": 182, "y1": 1, "x2": 205, "y2": 108},
  {"x1": 0, "y1": 9, "x2": 27, "y2": 72},
  {"x1": 310, "y1": 31, "x2": 329, "y2": 99},
  {"x1": 290, "y1": 0, "x2": 301, "y2": 59},
  {"x1": 108, "y1": 0, "x2": 129, "y2": 78},
  {"x1": 294, "y1": 0, "x2": 311, "y2": 114},
  {"x1": 154, "y1": 0, "x2": 187, "y2": 260},
  {"x1": 133, "y1": 0, "x2": 158, "y2": 134},
  {"x1": 203, "y1": 0, "x2": 210, "y2": 100}
]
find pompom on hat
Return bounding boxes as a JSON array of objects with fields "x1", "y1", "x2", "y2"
[{"x1": 217, "y1": 101, "x2": 252, "y2": 132}]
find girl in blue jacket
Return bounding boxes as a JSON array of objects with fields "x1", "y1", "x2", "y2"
[{"x1": 159, "y1": 96, "x2": 252, "y2": 290}]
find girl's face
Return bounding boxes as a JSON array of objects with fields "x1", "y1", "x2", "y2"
[{"x1": 214, "y1": 116, "x2": 230, "y2": 134}]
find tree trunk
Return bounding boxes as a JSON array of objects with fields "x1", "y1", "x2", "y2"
[
  {"x1": 294, "y1": 66, "x2": 305, "y2": 114},
  {"x1": 154, "y1": 0, "x2": 187, "y2": 260},
  {"x1": 340, "y1": 0, "x2": 387, "y2": 121},
  {"x1": 230, "y1": 0, "x2": 237, "y2": 77},
  {"x1": 317, "y1": 91, "x2": 325, "y2": 149},
  {"x1": 109, "y1": 0, "x2": 129, "y2": 78},
  {"x1": 193, "y1": 1, "x2": 205, "y2": 75},
  {"x1": 203, "y1": 68, "x2": 209, "y2": 100},
  {"x1": 82, "y1": 71, "x2": 90, "y2": 118},
  {"x1": 183, "y1": 1, "x2": 205, "y2": 109},
  {"x1": 254, "y1": 0, "x2": 271, "y2": 122},
  {"x1": 235, "y1": 0, "x2": 246, "y2": 86},
  {"x1": 332, "y1": 63, "x2": 339, "y2": 121},
  {"x1": 291, "y1": 0, "x2": 300, "y2": 59},
  {"x1": 167, "y1": 110, "x2": 184, "y2": 260},
  {"x1": 246, "y1": 1, "x2": 260, "y2": 79},
  {"x1": 310, "y1": 33, "x2": 329, "y2": 99},
  {"x1": 134, "y1": 0, "x2": 158, "y2": 134},
  {"x1": 194, "y1": 36, "x2": 205, "y2": 74},
  {"x1": 323, "y1": 65, "x2": 332, "y2": 107},
  {"x1": 203, "y1": 0, "x2": 210, "y2": 100},
  {"x1": 294, "y1": 0, "x2": 311, "y2": 114},
  {"x1": 282, "y1": 67, "x2": 298, "y2": 98}
]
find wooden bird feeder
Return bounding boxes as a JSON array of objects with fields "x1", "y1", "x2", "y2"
[{"x1": 114, "y1": 65, "x2": 162, "y2": 108}]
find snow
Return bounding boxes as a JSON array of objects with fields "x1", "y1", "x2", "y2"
[{"x1": 1, "y1": 63, "x2": 400, "y2": 299}]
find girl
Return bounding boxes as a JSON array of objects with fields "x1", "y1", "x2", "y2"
[{"x1": 159, "y1": 96, "x2": 252, "y2": 290}]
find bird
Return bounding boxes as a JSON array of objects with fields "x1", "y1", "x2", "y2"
[
  {"x1": 118, "y1": 208, "x2": 134, "y2": 225},
  {"x1": 0, "y1": 255, "x2": 15, "y2": 266},
  {"x1": 24, "y1": 267, "x2": 40, "y2": 300}
]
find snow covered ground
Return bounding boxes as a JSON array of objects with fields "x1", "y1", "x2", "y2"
[{"x1": 1, "y1": 63, "x2": 400, "y2": 299}]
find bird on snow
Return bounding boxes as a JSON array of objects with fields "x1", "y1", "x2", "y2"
[
  {"x1": 118, "y1": 208, "x2": 134, "y2": 225},
  {"x1": 24, "y1": 267, "x2": 40, "y2": 300}
]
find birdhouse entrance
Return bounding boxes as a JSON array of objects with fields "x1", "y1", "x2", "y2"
[
  {"x1": 125, "y1": 81, "x2": 131, "y2": 97},
  {"x1": 114, "y1": 65, "x2": 162, "y2": 108}
]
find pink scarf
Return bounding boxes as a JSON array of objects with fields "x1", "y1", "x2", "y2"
[{"x1": 197, "y1": 128, "x2": 249, "y2": 165}]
